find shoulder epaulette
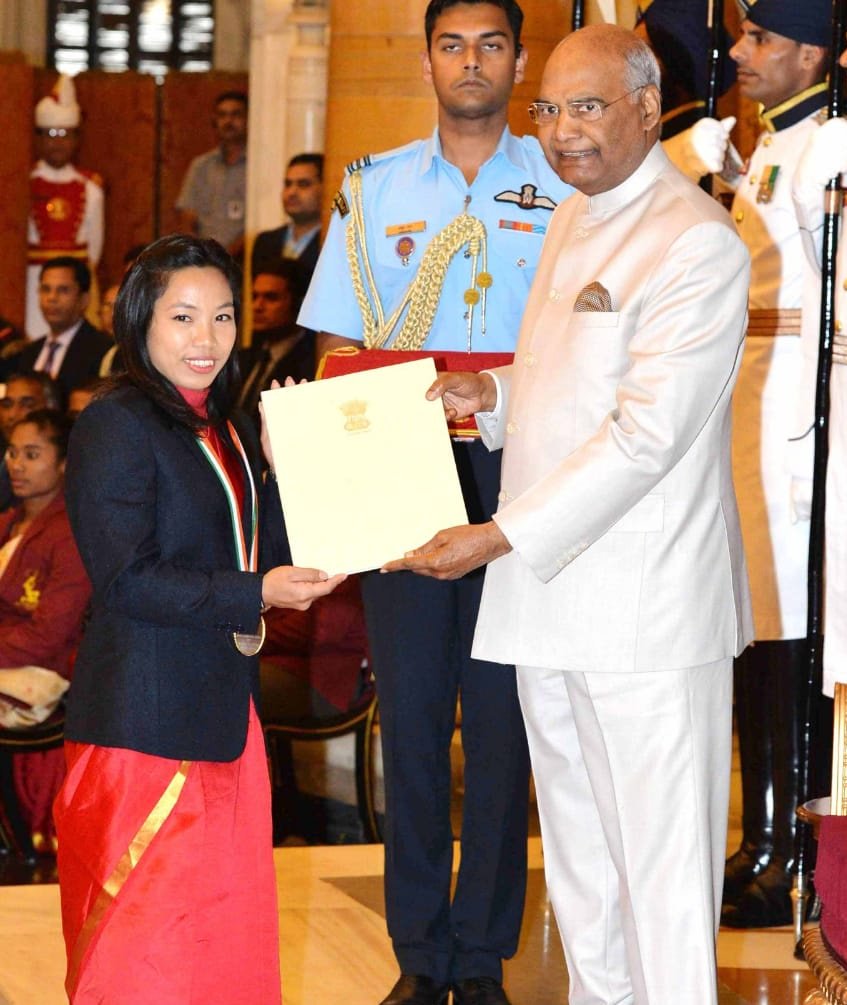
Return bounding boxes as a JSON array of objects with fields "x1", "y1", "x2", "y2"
[
  {"x1": 344, "y1": 139, "x2": 423, "y2": 177},
  {"x1": 332, "y1": 188, "x2": 350, "y2": 218},
  {"x1": 345, "y1": 154, "x2": 374, "y2": 175}
]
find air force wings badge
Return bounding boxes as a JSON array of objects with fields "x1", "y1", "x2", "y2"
[{"x1": 494, "y1": 183, "x2": 556, "y2": 212}]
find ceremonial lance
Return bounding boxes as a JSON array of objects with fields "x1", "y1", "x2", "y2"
[
  {"x1": 794, "y1": 0, "x2": 847, "y2": 953},
  {"x1": 704, "y1": 0, "x2": 724, "y2": 120}
]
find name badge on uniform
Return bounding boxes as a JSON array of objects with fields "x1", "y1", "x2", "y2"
[{"x1": 385, "y1": 221, "x2": 427, "y2": 237}]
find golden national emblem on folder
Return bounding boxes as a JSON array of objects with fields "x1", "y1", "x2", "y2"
[{"x1": 261, "y1": 357, "x2": 468, "y2": 575}]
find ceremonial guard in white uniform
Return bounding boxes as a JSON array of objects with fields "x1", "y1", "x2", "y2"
[
  {"x1": 720, "y1": 0, "x2": 831, "y2": 929},
  {"x1": 26, "y1": 76, "x2": 104, "y2": 340},
  {"x1": 299, "y1": 3, "x2": 570, "y2": 1004}
]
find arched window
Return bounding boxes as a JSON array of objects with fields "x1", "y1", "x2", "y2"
[{"x1": 47, "y1": 0, "x2": 214, "y2": 75}]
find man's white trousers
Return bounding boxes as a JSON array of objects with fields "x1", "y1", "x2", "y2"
[{"x1": 516, "y1": 659, "x2": 733, "y2": 1005}]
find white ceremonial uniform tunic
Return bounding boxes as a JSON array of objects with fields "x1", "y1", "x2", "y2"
[
  {"x1": 26, "y1": 161, "x2": 104, "y2": 339},
  {"x1": 730, "y1": 87, "x2": 827, "y2": 641},
  {"x1": 793, "y1": 138, "x2": 847, "y2": 697},
  {"x1": 473, "y1": 142, "x2": 752, "y2": 1004}
]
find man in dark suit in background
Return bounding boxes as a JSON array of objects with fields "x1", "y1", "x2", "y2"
[
  {"x1": 11, "y1": 257, "x2": 111, "y2": 400},
  {"x1": 251, "y1": 153, "x2": 323, "y2": 283},
  {"x1": 238, "y1": 260, "x2": 315, "y2": 424}
]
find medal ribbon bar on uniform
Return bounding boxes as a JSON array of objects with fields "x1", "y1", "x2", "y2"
[{"x1": 498, "y1": 219, "x2": 546, "y2": 235}]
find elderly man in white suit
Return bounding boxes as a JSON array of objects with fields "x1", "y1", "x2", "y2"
[{"x1": 384, "y1": 24, "x2": 752, "y2": 1005}]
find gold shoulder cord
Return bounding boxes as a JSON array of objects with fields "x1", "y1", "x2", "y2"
[{"x1": 345, "y1": 170, "x2": 493, "y2": 352}]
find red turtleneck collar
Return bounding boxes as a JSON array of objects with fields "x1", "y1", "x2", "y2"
[{"x1": 177, "y1": 386, "x2": 210, "y2": 418}]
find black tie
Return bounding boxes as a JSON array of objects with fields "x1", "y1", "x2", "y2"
[
  {"x1": 41, "y1": 338, "x2": 61, "y2": 376},
  {"x1": 240, "y1": 348, "x2": 272, "y2": 416}
]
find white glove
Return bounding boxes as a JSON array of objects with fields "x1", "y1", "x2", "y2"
[
  {"x1": 795, "y1": 116, "x2": 847, "y2": 192},
  {"x1": 789, "y1": 476, "x2": 813, "y2": 524},
  {"x1": 663, "y1": 116, "x2": 736, "y2": 181}
]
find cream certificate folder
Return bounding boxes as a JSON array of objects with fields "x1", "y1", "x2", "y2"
[{"x1": 261, "y1": 357, "x2": 468, "y2": 574}]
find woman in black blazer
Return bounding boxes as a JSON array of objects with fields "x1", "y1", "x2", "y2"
[{"x1": 54, "y1": 235, "x2": 344, "y2": 1004}]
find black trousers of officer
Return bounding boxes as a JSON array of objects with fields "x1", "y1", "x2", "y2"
[{"x1": 361, "y1": 440, "x2": 531, "y2": 985}]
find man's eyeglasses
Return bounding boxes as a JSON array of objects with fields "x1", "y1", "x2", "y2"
[
  {"x1": 528, "y1": 87, "x2": 644, "y2": 125},
  {"x1": 36, "y1": 128, "x2": 75, "y2": 139}
]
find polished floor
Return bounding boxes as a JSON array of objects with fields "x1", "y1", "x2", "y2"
[{"x1": 0, "y1": 729, "x2": 826, "y2": 1004}]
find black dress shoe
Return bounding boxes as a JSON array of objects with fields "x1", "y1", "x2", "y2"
[
  {"x1": 720, "y1": 859, "x2": 794, "y2": 928},
  {"x1": 451, "y1": 977, "x2": 512, "y2": 1005},
  {"x1": 378, "y1": 975, "x2": 449, "y2": 1005},
  {"x1": 722, "y1": 843, "x2": 772, "y2": 905}
]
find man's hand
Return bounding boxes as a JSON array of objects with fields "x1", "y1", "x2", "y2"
[
  {"x1": 382, "y1": 521, "x2": 511, "y2": 580},
  {"x1": 426, "y1": 371, "x2": 497, "y2": 423}
]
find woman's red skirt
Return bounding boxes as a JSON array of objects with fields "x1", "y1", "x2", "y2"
[{"x1": 54, "y1": 701, "x2": 281, "y2": 1004}]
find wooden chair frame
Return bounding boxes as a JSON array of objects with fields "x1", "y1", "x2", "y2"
[{"x1": 263, "y1": 693, "x2": 381, "y2": 844}]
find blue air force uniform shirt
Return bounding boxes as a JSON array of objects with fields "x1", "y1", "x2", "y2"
[{"x1": 298, "y1": 128, "x2": 573, "y2": 352}]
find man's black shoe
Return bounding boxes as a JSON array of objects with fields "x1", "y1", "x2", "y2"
[
  {"x1": 378, "y1": 974, "x2": 449, "y2": 1005},
  {"x1": 451, "y1": 977, "x2": 512, "y2": 1005}
]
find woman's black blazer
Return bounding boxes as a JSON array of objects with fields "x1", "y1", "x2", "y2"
[{"x1": 64, "y1": 384, "x2": 289, "y2": 761}]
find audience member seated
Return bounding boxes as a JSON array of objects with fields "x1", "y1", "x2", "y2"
[
  {"x1": 67, "y1": 378, "x2": 106, "y2": 420},
  {"x1": 0, "y1": 410, "x2": 90, "y2": 853},
  {"x1": 260, "y1": 575, "x2": 371, "y2": 842},
  {"x1": 7, "y1": 258, "x2": 111, "y2": 399},
  {"x1": 97, "y1": 281, "x2": 121, "y2": 377},
  {"x1": 238, "y1": 261, "x2": 316, "y2": 422},
  {"x1": 0, "y1": 373, "x2": 61, "y2": 513},
  {"x1": 98, "y1": 246, "x2": 148, "y2": 379},
  {"x1": 98, "y1": 282, "x2": 118, "y2": 339},
  {"x1": 251, "y1": 153, "x2": 324, "y2": 282}
]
